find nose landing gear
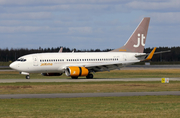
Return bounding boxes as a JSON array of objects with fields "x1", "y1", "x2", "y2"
[
  {"x1": 26, "y1": 75, "x2": 30, "y2": 79},
  {"x1": 20, "y1": 72, "x2": 30, "y2": 79}
]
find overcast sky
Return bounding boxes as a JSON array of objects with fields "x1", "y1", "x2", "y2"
[{"x1": 0, "y1": 0, "x2": 180, "y2": 50}]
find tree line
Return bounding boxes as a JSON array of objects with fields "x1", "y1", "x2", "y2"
[{"x1": 0, "y1": 46, "x2": 179, "y2": 62}]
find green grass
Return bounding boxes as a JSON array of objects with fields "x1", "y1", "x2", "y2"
[
  {"x1": 0, "y1": 96, "x2": 180, "y2": 118},
  {"x1": 0, "y1": 81, "x2": 180, "y2": 94},
  {"x1": 0, "y1": 70, "x2": 180, "y2": 118},
  {"x1": 0, "y1": 62, "x2": 11, "y2": 66},
  {"x1": 135, "y1": 61, "x2": 180, "y2": 65},
  {"x1": 95, "y1": 69, "x2": 180, "y2": 78}
]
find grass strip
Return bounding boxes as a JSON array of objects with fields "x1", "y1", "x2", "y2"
[
  {"x1": 0, "y1": 81, "x2": 180, "y2": 94},
  {"x1": 0, "y1": 96, "x2": 180, "y2": 118}
]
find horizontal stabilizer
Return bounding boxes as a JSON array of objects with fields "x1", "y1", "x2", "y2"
[
  {"x1": 144, "y1": 47, "x2": 156, "y2": 61},
  {"x1": 154, "y1": 50, "x2": 171, "y2": 55},
  {"x1": 135, "y1": 48, "x2": 171, "y2": 61}
]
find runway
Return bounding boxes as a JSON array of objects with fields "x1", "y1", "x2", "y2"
[
  {"x1": 0, "y1": 78, "x2": 180, "y2": 83},
  {"x1": 0, "y1": 91, "x2": 179, "y2": 99}
]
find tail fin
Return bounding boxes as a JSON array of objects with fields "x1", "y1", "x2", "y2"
[{"x1": 110, "y1": 17, "x2": 150, "y2": 53}]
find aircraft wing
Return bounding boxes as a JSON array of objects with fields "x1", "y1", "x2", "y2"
[
  {"x1": 84, "y1": 60, "x2": 140, "y2": 72},
  {"x1": 64, "y1": 60, "x2": 140, "y2": 72}
]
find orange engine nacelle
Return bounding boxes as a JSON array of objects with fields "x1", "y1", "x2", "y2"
[{"x1": 65, "y1": 67, "x2": 89, "y2": 77}]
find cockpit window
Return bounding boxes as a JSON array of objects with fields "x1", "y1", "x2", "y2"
[{"x1": 17, "y1": 58, "x2": 27, "y2": 62}]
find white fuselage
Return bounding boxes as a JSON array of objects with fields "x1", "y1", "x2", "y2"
[{"x1": 10, "y1": 52, "x2": 143, "y2": 74}]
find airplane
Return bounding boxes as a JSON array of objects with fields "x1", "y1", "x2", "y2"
[{"x1": 9, "y1": 17, "x2": 169, "y2": 79}]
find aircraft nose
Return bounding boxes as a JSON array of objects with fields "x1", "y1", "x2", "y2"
[{"x1": 9, "y1": 62, "x2": 17, "y2": 70}]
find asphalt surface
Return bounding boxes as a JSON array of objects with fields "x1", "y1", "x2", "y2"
[
  {"x1": 0, "y1": 78, "x2": 180, "y2": 83},
  {"x1": 0, "y1": 91, "x2": 180, "y2": 99}
]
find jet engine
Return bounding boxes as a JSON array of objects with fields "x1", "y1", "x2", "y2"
[
  {"x1": 42, "y1": 73, "x2": 62, "y2": 76},
  {"x1": 65, "y1": 67, "x2": 89, "y2": 77}
]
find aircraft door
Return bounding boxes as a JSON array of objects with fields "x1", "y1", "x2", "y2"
[
  {"x1": 123, "y1": 55, "x2": 127, "y2": 61},
  {"x1": 33, "y1": 56, "x2": 38, "y2": 66}
]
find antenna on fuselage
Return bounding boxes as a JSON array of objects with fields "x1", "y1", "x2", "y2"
[{"x1": 58, "y1": 47, "x2": 63, "y2": 53}]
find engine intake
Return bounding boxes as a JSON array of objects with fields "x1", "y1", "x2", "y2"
[{"x1": 65, "y1": 67, "x2": 89, "y2": 77}]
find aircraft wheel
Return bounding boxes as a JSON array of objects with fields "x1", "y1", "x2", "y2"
[
  {"x1": 26, "y1": 75, "x2": 30, "y2": 79},
  {"x1": 86, "y1": 74, "x2": 93, "y2": 79},
  {"x1": 71, "y1": 76, "x2": 78, "y2": 79}
]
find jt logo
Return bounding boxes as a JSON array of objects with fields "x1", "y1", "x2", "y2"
[{"x1": 133, "y1": 33, "x2": 145, "y2": 47}]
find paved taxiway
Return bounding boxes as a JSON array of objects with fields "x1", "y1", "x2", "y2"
[
  {"x1": 0, "y1": 91, "x2": 180, "y2": 99},
  {"x1": 0, "y1": 78, "x2": 180, "y2": 83}
]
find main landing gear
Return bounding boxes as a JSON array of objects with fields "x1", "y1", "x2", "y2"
[
  {"x1": 71, "y1": 73, "x2": 94, "y2": 79},
  {"x1": 71, "y1": 76, "x2": 78, "y2": 79},
  {"x1": 86, "y1": 73, "x2": 93, "y2": 79}
]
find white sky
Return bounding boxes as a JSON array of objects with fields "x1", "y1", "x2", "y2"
[{"x1": 0, "y1": 0, "x2": 180, "y2": 50}]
